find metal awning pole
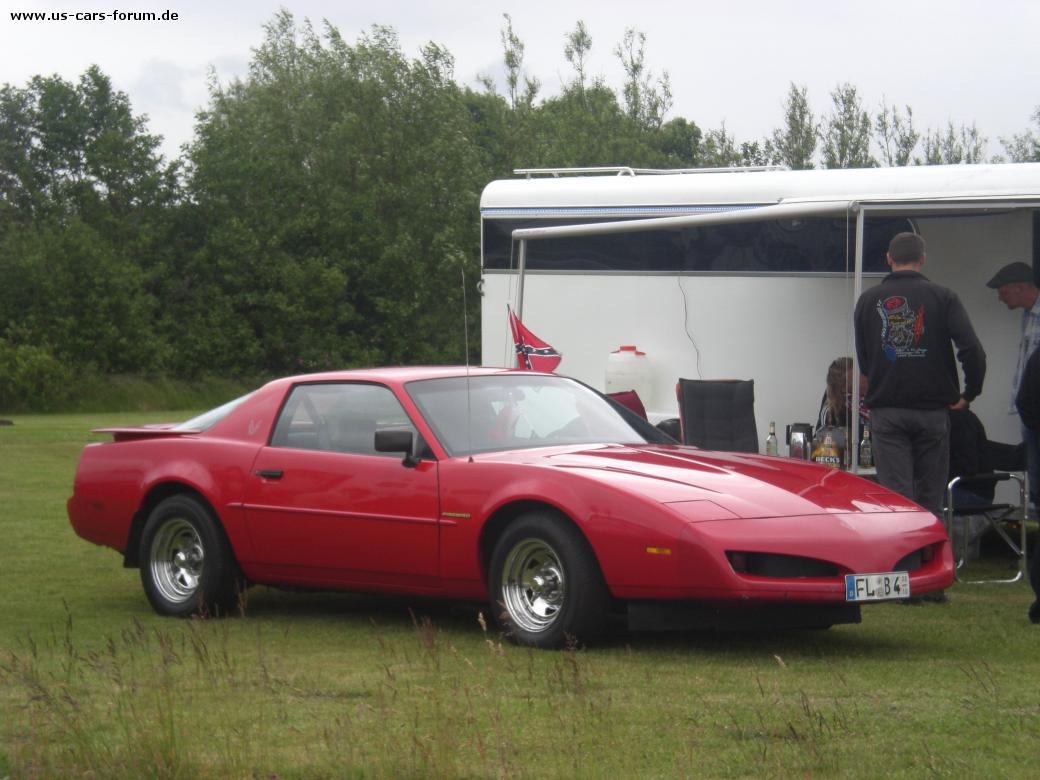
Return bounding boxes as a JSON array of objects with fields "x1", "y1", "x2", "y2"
[
  {"x1": 516, "y1": 238, "x2": 528, "y2": 319},
  {"x1": 851, "y1": 204, "x2": 865, "y2": 471}
]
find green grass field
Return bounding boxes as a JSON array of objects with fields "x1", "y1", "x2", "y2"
[{"x1": 2, "y1": 413, "x2": 1039, "y2": 778}]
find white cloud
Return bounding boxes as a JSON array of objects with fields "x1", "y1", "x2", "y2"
[{"x1": 1, "y1": 0, "x2": 1037, "y2": 162}]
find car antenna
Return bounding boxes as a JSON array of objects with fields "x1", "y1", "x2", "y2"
[{"x1": 461, "y1": 265, "x2": 474, "y2": 463}]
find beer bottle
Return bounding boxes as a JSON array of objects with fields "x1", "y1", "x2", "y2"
[
  {"x1": 765, "y1": 421, "x2": 778, "y2": 456},
  {"x1": 859, "y1": 425, "x2": 873, "y2": 468}
]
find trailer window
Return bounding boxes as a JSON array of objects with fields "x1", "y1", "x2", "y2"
[{"x1": 482, "y1": 216, "x2": 913, "y2": 274}]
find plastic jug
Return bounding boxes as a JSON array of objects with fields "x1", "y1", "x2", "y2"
[{"x1": 605, "y1": 346, "x2": 652, "y2": 405}]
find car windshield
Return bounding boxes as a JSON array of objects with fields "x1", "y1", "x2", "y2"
[
  {"x1": 172, "y1": 392, "x2": 254, "y2": 432},
  {"x1": 406, "y1": 374, "x2": 649, "y2": 456}
]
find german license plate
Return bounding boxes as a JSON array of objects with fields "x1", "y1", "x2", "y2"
[{"x1": 845, "y1": 571, "x2": 910, "y2": 602}]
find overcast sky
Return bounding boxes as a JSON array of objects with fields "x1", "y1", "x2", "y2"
[{"x1": 2, "y1": 0, "x2": 1038, "y2": 163}]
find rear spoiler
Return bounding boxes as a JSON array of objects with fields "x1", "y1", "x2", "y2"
[{"x1": 91, "y1": 426, "x2": 197, "y2": 443}]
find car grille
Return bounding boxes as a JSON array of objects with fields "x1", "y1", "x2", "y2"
[{"x1": 726, "y1": 552, "x2": 840, "y2": 578}]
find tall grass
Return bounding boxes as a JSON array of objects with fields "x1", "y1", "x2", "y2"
[
  {"x1": 5, "y1": 591, "x2": 1039, "y2": 779},
  {"x1": 2, "y1": 413, "x2": 1039, "y2": 778}
]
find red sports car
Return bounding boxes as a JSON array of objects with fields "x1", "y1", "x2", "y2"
[{"x1": 68, "y1": 367, "x2": 953, "y2": 647}]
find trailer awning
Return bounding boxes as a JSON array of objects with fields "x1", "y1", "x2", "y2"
[{"x1": 509, "y1": 193, "x2": 1040, "y2": 242}]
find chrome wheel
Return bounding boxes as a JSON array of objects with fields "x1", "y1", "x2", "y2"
[
  {"x1": 140, "y1": 495, "x2": 240, "y2": 617},
  {"x1": 500, "y1": 538, "x2": 566, "y2": 633},
  {"x1": 149, "y1": 517, "x2": 204, "y2": 604}
]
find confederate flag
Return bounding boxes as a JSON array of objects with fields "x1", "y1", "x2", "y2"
[{"x1": 508, "y1": 306, "x2": 562, "y2": 372}]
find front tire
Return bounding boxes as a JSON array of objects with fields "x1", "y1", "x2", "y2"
[
  {"x1": 490, "y1": 511, "x2": 609, "y2": 648},
  {"x1": 139, "y1": 495, "x2": 240, "y2": 617}
]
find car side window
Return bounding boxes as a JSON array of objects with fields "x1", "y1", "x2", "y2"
[{"x1": 270, "y1": 383, "x2": 424, "y2": 456}]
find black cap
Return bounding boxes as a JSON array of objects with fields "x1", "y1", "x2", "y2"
[{"x1": 986, "y1": 262, "x2": 1034, "y2": 288}]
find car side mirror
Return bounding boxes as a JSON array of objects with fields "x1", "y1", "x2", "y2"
[{"x1": 374, "y1": 429, "x2": 419, "y2": 468}]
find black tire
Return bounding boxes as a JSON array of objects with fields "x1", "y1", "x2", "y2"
[
  {"x1": 139, "y1": 494, "x2": 240, "y2": 617},
  {"x1": 489, "y1": 511, "x2": 609, "y2": 648}
]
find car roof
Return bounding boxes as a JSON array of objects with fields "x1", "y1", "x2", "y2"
[{"x1": 260, "y1": 365, "x2": 548, "y2": 392}]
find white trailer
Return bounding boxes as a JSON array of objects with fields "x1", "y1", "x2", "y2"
[{"x1": 479, "y1": 164, "x2": 1040, "y2": 455}]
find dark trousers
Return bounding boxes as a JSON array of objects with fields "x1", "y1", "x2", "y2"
[
  {"x1": 1022, "y1": 423, "x2": 1040, "y2": 510},
  {"x1": 1032, "y1": 545, "x2": 1040, "y2": 601},
  {"x1": 871, "y1": 407, "x2": 950, "y2": 518}
]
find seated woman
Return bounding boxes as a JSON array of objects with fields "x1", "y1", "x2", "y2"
[{"x1": 817, "y1": 357, "x2": 870, "y2": 433}]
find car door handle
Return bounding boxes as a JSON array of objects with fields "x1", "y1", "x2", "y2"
[{"x1": 254, "y1": 469, "x2": 284, "y2": 480}]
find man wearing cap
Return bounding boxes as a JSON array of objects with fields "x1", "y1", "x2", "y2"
[
  {"x1": 855, "y1": 232, "x2": 986, "y2": 529},
  {"x1": 987, "y1": 260, "x2": 1040, "y2": 513}
]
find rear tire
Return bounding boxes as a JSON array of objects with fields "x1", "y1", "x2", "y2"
[
  {"x1": 490, "y1": 511, "x2": 609, "y2": 648},
  {"x1": 139, "y1": 495, "x2": 240, "y2": 617}
]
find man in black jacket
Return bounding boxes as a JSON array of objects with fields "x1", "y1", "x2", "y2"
[
  {"x1": 1015, "y1": 347, "x2": 1040, "y2": 622},
  {"x1": 854, "y1": 232, "x2": 986, "y2": 522}
]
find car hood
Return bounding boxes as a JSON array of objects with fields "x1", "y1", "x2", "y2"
[{"x1": 489, "y1": 443, "x2": 921, "y2": 519}]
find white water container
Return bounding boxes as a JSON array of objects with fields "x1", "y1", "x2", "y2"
[{"x1": 605, "y1": 345, "x2": 652, "y2": 404}]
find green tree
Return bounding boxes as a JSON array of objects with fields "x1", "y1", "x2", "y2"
[
  {"x1": 461, "y1": 86, "x2": 515, "y2": 176},
  {"x1": 0, "y1": 66, "x2": 175, "y2": 375},
  {"x1": 738, "y1": 140, "x2": 775, "y2": 167},
  {"x1": 614, "y1": 27, "x2": 672, "y2": 131},
  {"x1": 563, "y1": 20, "x2": 593, "y2": 101},
  {"x1": 483, "y1": 21, "x2": 688, "y2": 172},
  {"x1": 700, "y1": 124, "x2": 741, "y2": 167},
  {"x1": 918, "y1": 121, "x2": 986, "y2": 165},
  {"x1": 184, "y1": 12, "x2": 485, "y2": 374},
  {"x1": 500, "y1": 14, "x2": 540, "y2": 110},
  {"x1": 656, "y1": 116, "x2": 703, "y2": 167},
  {"x1": 821, "y1": 83, "x2": 875, "y2": 169},
  {"x1": 0, "y1": 66, "x2": 174, "y2": 231},
  {"x1": 698, "y1": 124, "x2": 770, "y2": 168},
  {"x1": 875, "y1": 99, "x2": 919, "y2": 166},
  {"x1": 1001, "y1": 107, "x2": 1040, "y2": 162},
  {"x1": 771, "y1": 83, "x2": 817, "y2": 169},
  {"x1": 472, "y1": 15, "x2": 545, "y2": 172}
]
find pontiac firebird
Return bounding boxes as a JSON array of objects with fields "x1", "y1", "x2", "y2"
[{"x1": 68, "y1": 367, "x2": 953, "y2": 647}]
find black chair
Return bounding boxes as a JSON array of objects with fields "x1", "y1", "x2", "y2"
[
  {"x1": 676, "y1": 378, "x2": 758, "y2": 453},
  {"x1": 945, "y1": 425, "x2": 1028, "y2": 584}
]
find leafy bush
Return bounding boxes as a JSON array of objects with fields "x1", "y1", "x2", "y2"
[
  {"x1": 0, "y1": 339, "x2": 257, "y2": 413},
  {"x1": 0, "y1": 340, "x2": 74, "y2": 412},
  {"x1": 61, "y1": 373, "x2": 259, "y2": 413}
]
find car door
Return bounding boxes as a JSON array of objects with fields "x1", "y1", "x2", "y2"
[{"x1": 243, "y1": 382, "x2": 440, "y2": 587}]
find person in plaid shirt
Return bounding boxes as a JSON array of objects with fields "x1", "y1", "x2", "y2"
[{"x1": 987, "y1": 261, "x2": 1040, "y2": 512}]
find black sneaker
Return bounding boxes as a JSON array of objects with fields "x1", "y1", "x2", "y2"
[
  {"x1": 1029, "y1": 600, "x2": 1040, "y2": 624},
  {"x1": 921, "y1": 591, "x2": 949, "y2": 604}
]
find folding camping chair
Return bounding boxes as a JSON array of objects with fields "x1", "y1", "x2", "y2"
[
  {"x1": 944, "y1": 438, "x2": 1028, "y2": 584},
  {"x1": 676, "y1": 378, "x2": 758, "y2": 453}
]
